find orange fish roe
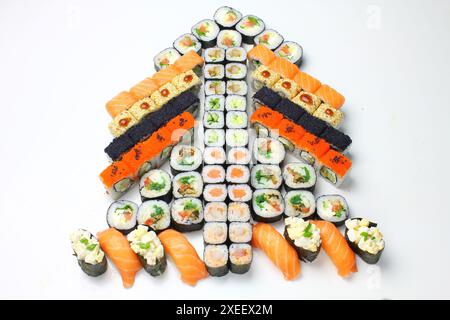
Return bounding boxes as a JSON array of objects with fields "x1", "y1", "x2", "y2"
[{"x1": 319, "y1": 149, "x2": 352, "y2": 178}]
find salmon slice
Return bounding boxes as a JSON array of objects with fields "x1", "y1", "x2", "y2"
[
  {"x1": 314, "y1": 85, "x2": 345, "y2": 109},
  {"x1": 311, "y1": 220, "x2": 357, "y2": 277},
  {"x1": 159, "y1": 229, "x2": 208, "y2": 286},
  {"x1": 173, "y1": 51, "x2": 204, "y2": 73},
  {"x1": 209, "y1": 188, "x2": 224, "y2": 197},
  {"x1": 268, "y1": 57, "x2": 300, "y2": 80},
  {"x1": 207, "y1": 169, "x2": 221, "y2": 179},
  {"x1": 247, "y1": 44, "x2": 276, "y2": 66},
  {"x1": 152, "y1": 65, "x2": 181, "y2": 87},
  {"x1": 105, "y1": 91, "x2": 139, "y2": 118},
  {"x1": 97, "y1": 228, "x2": 142, "y2": 288},
  {"x1": 130, "y1": 77, "x2": 159, "y2": 100},
  {"x1": 232, "y1": 188, "x2": 246, "y2": 199},
  {"x1": 231, "y1": 167, "x2": 244, "y2": 178},
  {"x1": 252, "y1": 223, "x2": 300, "y2": 281},
  {"x1": 293, "y1": 72, "x2": 322, "y2": 93}
]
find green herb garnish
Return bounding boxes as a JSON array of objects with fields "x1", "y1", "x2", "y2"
[
  {"x1": 255, "y1": 170, "x2": 272, "y2": 184},
  {"x1": 360, "y1": 232, "x2": 369, "y2": 241},
  {"x1": 80, "y1": 238, "x2": 89, "y2": 245},
  {"x1": 180, "y1": 175, "x2": 195, "y2": 185},
  {"x1": 255, "y1": 194, "x2": 267, "y2": 210},
  {"x1": 86, "y1": 244, "x2": 97, "y2": 251},
  {"x1": 149, "y1": 181, "x2": 166, "y2": 191},
  {"x1": 138, "y1": 242, "x2": 151, "y2": 250},
  {"x1": 151, "y1": 205, "x2": 164, "y2": 219},
  {"x1": 289, "y1": 195, "x2": 303, "y2": 206},
  {"x1": 184, "y1": 201, "x2": 198, "y2": 211},
  {"x1": 303, "y1": 224, "x2": 313, "y2": 238}
]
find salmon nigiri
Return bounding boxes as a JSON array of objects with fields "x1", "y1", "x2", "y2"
[
  {"x1": 293, "y1": 71, "x2": 322, "y2": 93},
  {"x1": 314, "y1": 85, "x2": 345, "y2": 109},
  {"x1": 311, "y1": 220, "x2": 357, "y2": 277},
  {"x1": 158, "y1": 229, "x2": 208, "y2": 286},
  {"x1": 252, "y1": 223, "x2": 300, "y2": 281},
  {"x1": 106, "y1": 91, "x2": 139, "y2": 118},
  {"x1": 97, "y1": 228, "x2": 142, "y2": 288},
  {"x1": 268, "y1": 57, "x2": 300, "y2": 80}
]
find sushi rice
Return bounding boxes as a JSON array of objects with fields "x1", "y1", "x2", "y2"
[
  {"x1": 202, "y1": 165, "x2": 226, "y2": 184},
  {"x1": 205, "y1": 95, "x2": 225, "y2": 111},
  {"x1": 204, "y1": 129, "x2": 225, "y2": 147},
  {"x1": 204, "y1": 202, "x2": 228, "y2": 223},
  {"x1": 137, "y1": 200, "x2": 171, "y2": 232},
  {"x1": 225, "y1": 95, "x2": 247, "y2": 112},
  {"x1": 204, "y1": 147, "x2": 227, "y2": 165}
]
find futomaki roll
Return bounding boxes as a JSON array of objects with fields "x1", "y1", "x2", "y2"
[
  {"x1": 204, "y1": 147, "x2": 227, "y2": 165},
  {"x1": 205, "y1": 95, "x2": 225, "y2": 111},
  {"x1": 204, "y1": 202, "x2": 228, "y2": 223},
  {"x1": 250, "y1": 164, "x2": 283, "y2": 190},
  {"x1": 204, "y1": 47, "x2": 225, "y2": 64},
  {"x1": 226, "y1": 129, "x2": 249, "y2": 148},
  {"x1": 254, "y1": 29, "x2": 284, "y2": 50},
  {"x1": 229, "y1": 244, "x2": 252, "y2": 274},
  {"x1": 226, "y1": 165, "x2": 250, "y2": 184},
  {"x1": 70, "y1": 229, "x2": 107, "y2": 277},
  {"x1": 225, "y1": 63, "x2": 247, "y2": 80},
  {"x1": 226, "y1": 80, "x2": 247, "y2": 96},
  {"x1": 137, "y1": 200, "x2": 171, "y2": 233},
  {"x1": 153, "y1": 48, "x2": 181, "y2": 71},
  {"x1": 191, "y1": 19, "x2": 220, "y2": 49},
  {"x1": 140, "y1": 169, "x2": 172, "y2": 203},
  {"x1": 283, "y1": 163, "x2": 317, "y2": 192},
  {"x1": 203, "y1": 184, "x2": 228, "y2": 203},
  {"x1": 127, "y1": 225, "x2": 167, "y2": 276},
  {"x1": 251, "y1": 189, "x2": 284, "y2": 223},
  {"x1": 253, "y1": 138, "x2": 286, "y2": 165},
  {"x1": 171, "y1": 198, "x2": 204, "y2": 232},
  {"x1": 203, "y1": 111, "x2": 225, "y2": 129},
  {"x1": 345, "y1": 218, "x2": 385, "y2": 264},
  {"x1": 227, "y1": 147, "x2": 251, "y2": 165},
  {"x1": 170, "y1": 145, "x2": 203, "y2": 175},
  {"x1": 202, "y1": 165, "x2": 226, "y2": 184},
  {"x1": 204, "y1": 245, "x2": 229, "y2": 277},
  {"x1": 225, "y1": 95, "x2": 247, "y2": 112},
  {"x1": 204, "y1": 64, "x2": 225, "y2": 80},
  {"x1": 316, "y1": 195, "x2": 349, "y2": 226},
  {"x1": 236, "y1": 15, "x2": 265, "y2": 44},
  {"x1": 214, "y1": 6, "x2": 242, "y2": 29},
  {"x1": 205, "y1": 80, "x2": 226, "y2": 96},
  {"x1": 217, "y1": 30, "x2": 242, "y2": 49},
  {"x1": 226, "y1": 111, "x2": 248, "y2": 129},
  {"x1": 172, "y1": 172, "x2": 203, "y2": 199},
  {"x1": 284, "y1": 217, "x2": 322, "y2": 262},
  {"x1": 106, "y1": 200, "x2": 138, "y2": 235},
  {"x1": 226, "y1": 47, "x2": 247, "y2": 63},
  {"x1": 229, "y1": 222, "x2": 252, "y2": 244},
  {"x1": 173, "y1": 33, "x2": 202, "y2": 55},
  {"x1": 284, "y1": 191, "x2": 316, "y2": 220},
  {"x1": 204, "y1": 129, "x2": 225, "y2": 147},
  {"x1": 275, "y1": 41, "x2": 303, "y2": 67},
  {"x1": 203, "y1": 222, "x2": 228, "y2": 245},
  {"x1": 227, "y1": 202, "x2": 251, "y2": 223},
  {"x1": 228, "y1": 184, "x2": 253, "y2": 203}
]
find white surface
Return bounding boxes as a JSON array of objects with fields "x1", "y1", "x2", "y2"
[{"x1": 0, "y1": 0, "x2": 450, "y2": 300}]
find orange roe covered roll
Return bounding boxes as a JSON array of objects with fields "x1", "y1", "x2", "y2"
[
  {"x1": 295, "y1": 132, "x2": 330, "y2": 168},
  {"x1": 99, "y1": 161, "x2": 136, "y2": 200},
  {"x1": 319, "y1": 149, "x2": 352, "y2": 187}
]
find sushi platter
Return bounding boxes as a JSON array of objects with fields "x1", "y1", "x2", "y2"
[{"x1": 71, "y1": 6, "x2": 385, "y2": 288}]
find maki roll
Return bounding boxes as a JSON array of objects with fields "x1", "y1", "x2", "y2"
[
  {"x1": 106, "y1": 200, "x2": 138, "y2": 235},
  {"x1": 316, "y1": 195, "x2": 349, "y2": 226},
  {"x1": 205, "y1": 80, "x2": 226, "y2": 96},
  {"x1": 251, "y1": 65, "x2": 281, "y2": 91},
  {"x1": 191, "y1": 19, "x2": 220, "y2": 49},
  {"x1": 228, "y1": 184, "x2": 253, "y2": 203},
  {"x1": 173, "y1": 172, "x2": 203, "y2": 199},
  {"x1": 172, "y1": 70, "x2": 202, "y2": 96},
  {"x1": 104, "y1": 134, "x2": 136, "y2": 162},
  {"x1": 202, "y1": 165, "x2": 226, "y2": 184},
  {"x1": 226, "y1": 111, "x2": 248, "y2": 129},
  {"x1": 252, "y1": 189, "x2": 284, "y2": 223},
  {"x1": 70, "y1": 229, "x2": 107, "y2": 277},
  {"x1": 226, "y1": 165, "x2": 250, "y2": 184},
  {"x1": 225, "y1": 63, "x2": 247, "y2": 80},
  {"x1": 140, "y1": 169, "x2": 172, "y2": 203},
  {"x1": 275, "y1": 41, "x2": 303, "y2": 67},
  {"x1": 254, "y1": 29, "x2": 284, "y2": 50},
  {"x1": 205, "y1": 95, "x2": 225, "y2": 111},
  {"x1": 204, "y1": 245, "x2": 229, "y2": 277},
  {"x1": 225, "y1": 95, "x2": 247, "y2": 112},
  {"x1": 214, "y1": 6, "x2": 242, "y2": 29},
  {"x1": 296, "y1": 133, "x2": 331, "y2": 168},
  {"x1": 204, "y1": 202, "x2": 228, "y2": 223},
  {"x1": 108, "y1": 110, "x2": 137, "y2": 138},
  {"x1": 284, "y1": 217, "x2": 321, "y2": 262},
  {"x1": 203, "y1": 222, "x2": 228, "y2": 245},
  {"x1": 236, "y1": 15, "x2": 265, "y2": 44},
  {"x1": 283, "y1": 163, "x2": 317, "y2": 192},
  {"x1": 320, "y1": 127, "x2": 352, "y2": 153},
  {"x1": 127, "y1": 225, "x2": 167, "y2": 276},
  {"x1": 313, "y1": 103, "x2": 344, "y2": 129},
  {"x1": 284, "y1": 191, "x2": 316, "y2": 220},
  {"x1": 153, "y1": 48, "x2": 181, "y2": 71},
  {"x1": 229, "y1": 222, "x2": 253, "y2": 244},
  {"x1": 173, "y1": 33, "x2": 201, "y2": 55},
  {"x1": 253, "y1": 138, "x2": 286, "y2": 165},
  {"x1": 217, "y1": 30, "x2": 242, "y2": 49},
  {"x1": 171, "y1": 198, "x2": 204, "y2": 232},
  {"x1": 204, "y1": 47, "x2": 225, "y2": 64},
  {"x1": 298, "y1": 114, "x2": 328, "y2": 137},
  {"x1": 226, "y1": 129, "x2": 249, "y2": 148},
  {"x1": 274, "y1": 99, "x2": 305, "y2": 123},
  {"x1": 203, "y1": 184, "x2": 228, "y2": 203},
  {"x1": 226, "y1": 80, "x2": 247, "y2": 96},
  {"x1": 137, "y1": 200, "x2": 171, "y2": 233},
  {"x1": 204, "y1": 147, "x2": 226, "y2": 165},
  {"x1": 250, "y1": 164, "x2": 283, "y2": 190},
  {"x1": 318, "y1": 150, "x2": 352, "y2": 187},
  {"x1": 170, "y1": 145, "x2": 203, "y2": 175},
  {"x1": 227, "y1": 147, "x2": 251, "y2": 165},
  {"x1": 204, "y1": 129, "x2": 226, "y2": 147},
  {"x1": 229, "y1": 244, "x2": 252, "y2": 274},
  {"x1": 252, "y1": 87, "x2": 282, "y2": 109},
  {"x1": 203, "y1": 111, "x2": 225, "y2": 129},
  {"x1": 344, "y1": 218, "x2": 385, "y2": 264},
  {"x1": 99, "y1": 162, "x2": 135, "y2": 200},
  {"x1": 273, "y1": 78, "x2": 300, "y2": 99},
  {"x1": 204, "y1": 64, "x2": 225, "y2": 80},
  {"x1": 226, "y1": 47, "x2": 247, "y2": 63},
  {"x1": 228, "y1": 202, "x2": 251, "y2": 223},
  {"x1": 292, "y1": 91, "x2": 322, "y2": 114}
]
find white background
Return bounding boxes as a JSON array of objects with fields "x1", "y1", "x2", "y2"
[{"x1": 0, "y1": 0, "x2": 449, "y2": 300}]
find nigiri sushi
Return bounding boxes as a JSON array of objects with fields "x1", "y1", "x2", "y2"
[
  {"x1": 310, "y1": 220, "x2": 357, "y2": 277},
  {"x1": 247, "y1": 44, "x2": 276, "y2": 70},
  {"x1": 314, "y1": 84, "x2": 345, "y2": 109},
  {"x1": 252, "y1": 223, "x2": 300, "y2": 281},
  {"x1": 293, "y1": 72, "x2": 322, "y2": 94},
  {"x1": 130, "y1": 78, "x2": 159, "y2": 100},
  {"x1": 152, "y1": 65, "x2": 181, "y2": 87},
  {"x1": 267, "y1": 57, "x2": 300, "y2": 80},
  {"x1": 97, "y1": 228, "x2": 142, "y2": 288},
  {"x1": 158, "y1": 229, "x2": 208, "y2": 286},
  {"x1": 106, "y1": 91, "x2": 139, "y2": 118}
]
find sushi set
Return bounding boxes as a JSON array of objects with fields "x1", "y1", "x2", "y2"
[{"x1": 71, "y1": 6, "x2": 385, "y2": 288}]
